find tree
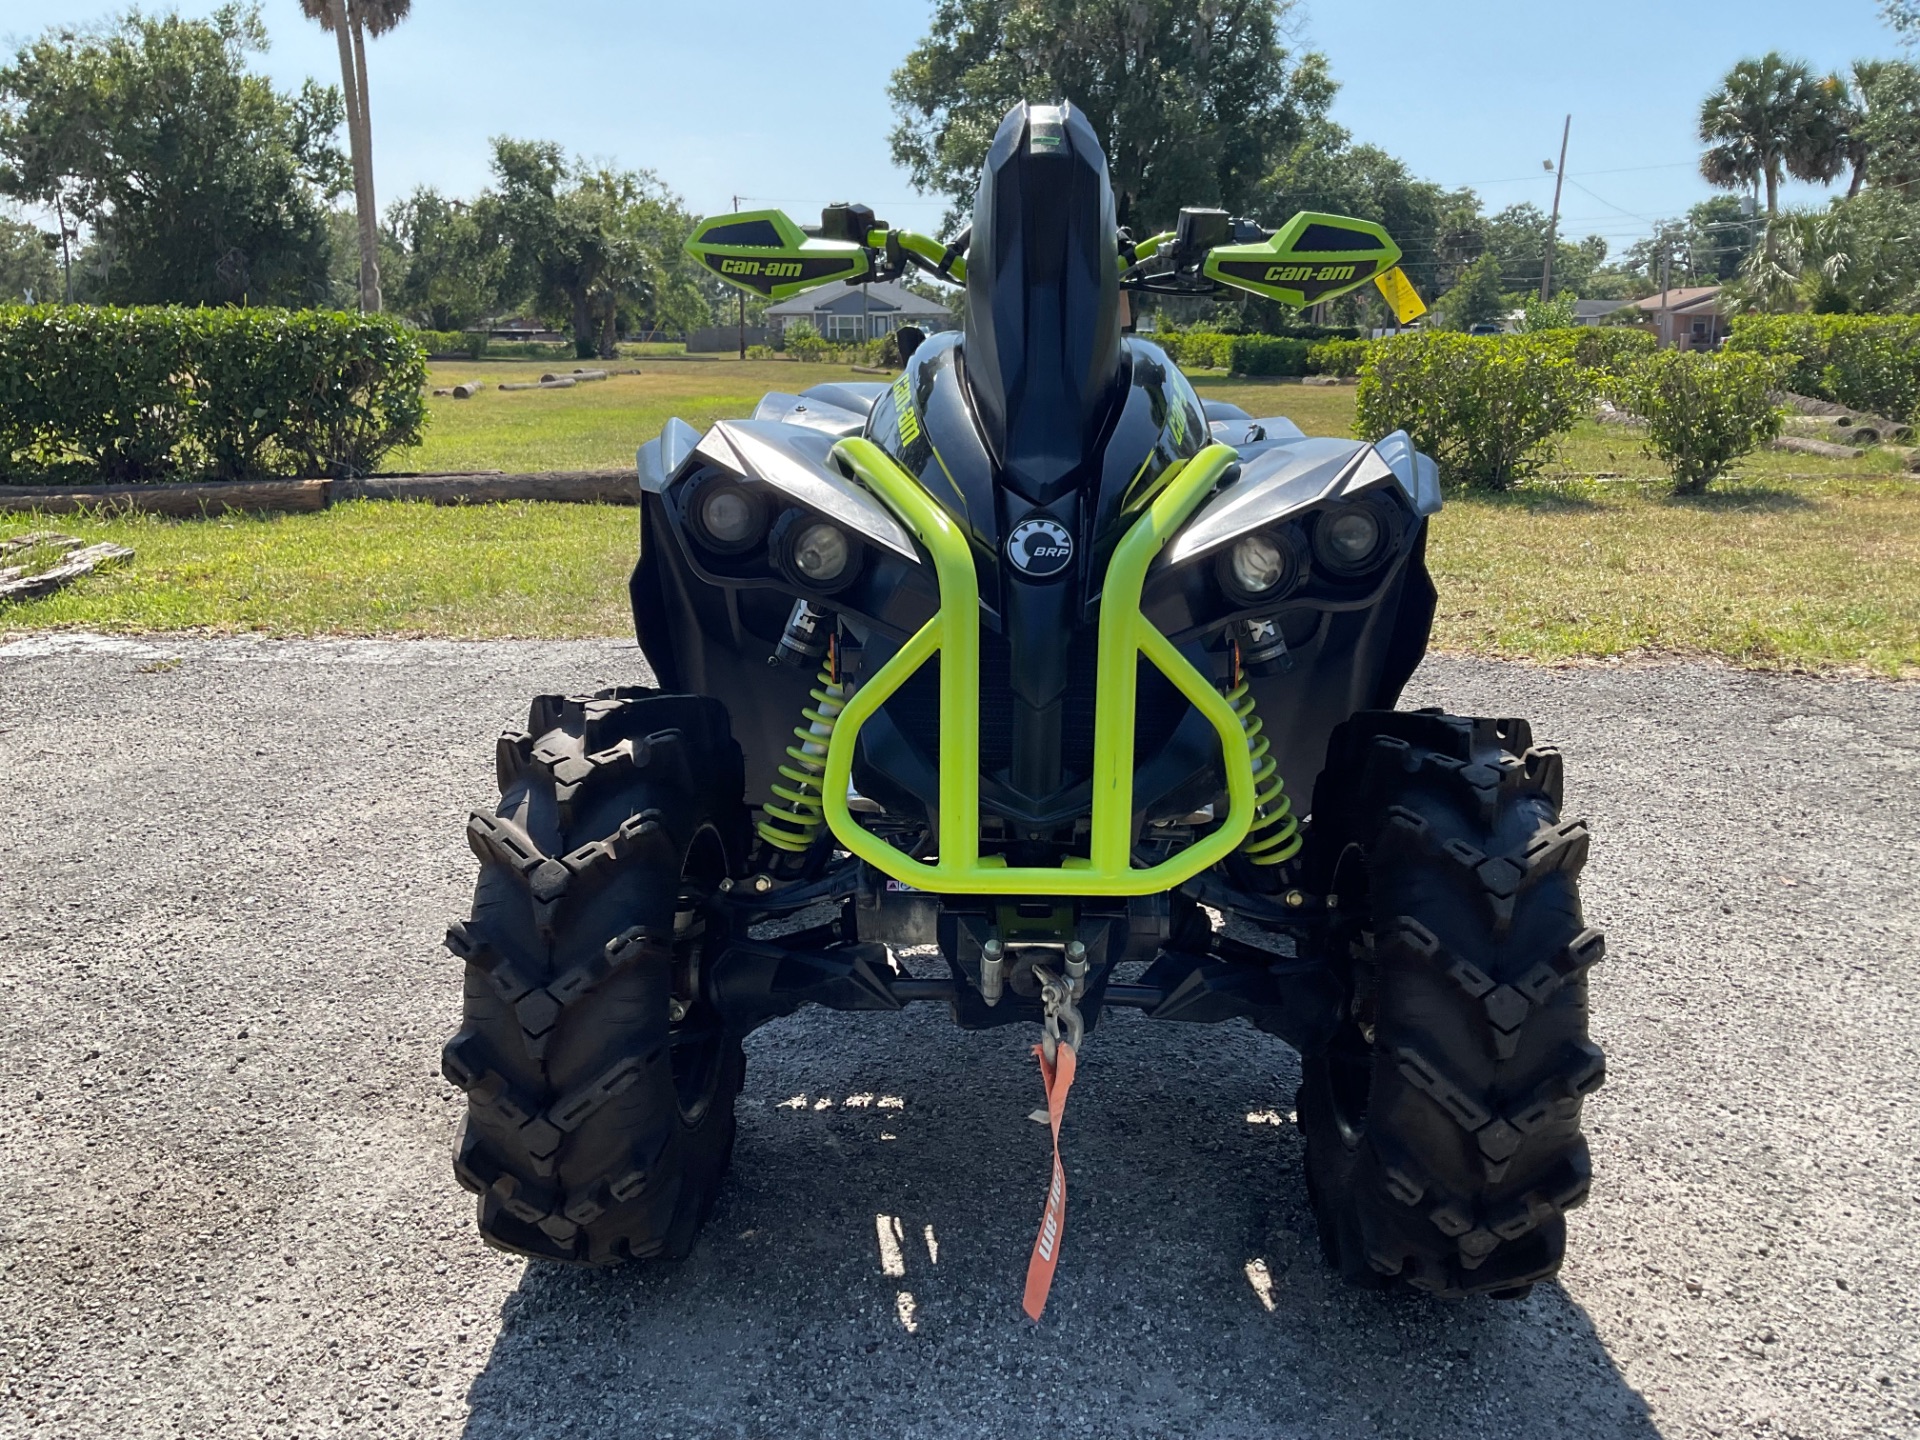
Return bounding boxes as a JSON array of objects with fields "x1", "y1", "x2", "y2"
[
  {"x1": 1439, "y1": 252, "x2": 1507, "y2": 330},
  {"x1": 889, "y1": 0, "x2": 1333, "y2": 231},
  {"x1": 0, "y1": 212, "x2": 57, "y2": 300},
  {"x1": 483, "y1": 139, "x2": 705, "y2": 359},
  {"x1": 0, "y1": 5, "x2": 347, "y2": 306},
  {"x1": 1698, "y1": 53, "x2": 1842, "y2": 222},
  {"x1": 1886, "y1": 0, "x2": 1920, "y2": 46},
  {"x1": 388, "y1": 187, "x2": 500, "y2": 329},
  {"x1": 300, "y1": 0, "x2": 410, "y2": 312},
  {"x1": 1851, "y1": 58, "x2": 1920, "y2": 193}
]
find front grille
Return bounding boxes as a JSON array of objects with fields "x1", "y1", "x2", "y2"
[{"x1": 879, "y1": 628, "x2": 1191, "y2": 786}]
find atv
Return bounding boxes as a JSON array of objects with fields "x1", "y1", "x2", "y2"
[{"x1": 443, "y1": 101, "x2": 1604, "y2": 1303}]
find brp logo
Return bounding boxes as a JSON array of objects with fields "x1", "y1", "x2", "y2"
[{"x1": 1006, "y1": 518, "x2": 1074, "y2": 577}]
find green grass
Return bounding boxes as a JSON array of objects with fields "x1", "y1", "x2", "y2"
[
  {"x1": 0, "y1": 501, "x2": 636, "y2": 637},
  {"x1": 4, "y1": 365, "x2": 1918, "y2": 673},
  {"x1": 401, "y1": 357, "x2": 869, "y2": 473}
]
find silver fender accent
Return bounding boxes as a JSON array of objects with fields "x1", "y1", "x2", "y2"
[{"x1": 690, "y1": 419, "x2": 918, "y2": 560}]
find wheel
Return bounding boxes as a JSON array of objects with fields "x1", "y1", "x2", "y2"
[
  {"x1": 1297, "y1": 710, "x2": 1605, "y2": 1298},
  {"x1": 441, "y1": 687, "x2": 752, "y2": 1264}
]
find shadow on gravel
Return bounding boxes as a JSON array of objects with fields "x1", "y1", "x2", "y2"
[{"x1": 459, "y1": 1009, "x2": 1658, "y2": 1440}]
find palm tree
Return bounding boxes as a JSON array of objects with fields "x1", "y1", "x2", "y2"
[
  {"x1": 302, "y1": 0, "x2": 413, "y2": 312},
  {"x1": 1698, "y1": 53, "x2": 1828, "y2": 222}
]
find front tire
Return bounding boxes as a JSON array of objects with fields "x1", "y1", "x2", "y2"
[
  {"x1": 442, "y1": 688, "x2": 752, "y2": 1264},
  {"x1": 1298, "y1": 711, "x2": 1605, "y2": 1298}
]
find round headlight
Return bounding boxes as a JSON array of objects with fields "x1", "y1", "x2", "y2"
[
  {"x1": 688, "y1": 477, "x2": 766, "y2": 555},
  {"x1": 791, "y1": 522, "x2": 852, "y2": 584},
  {"x1": 1313, "y1": 505, "x2": 1386, "y2": 575},
  {"x1": 1228, "y1": 534, "x2": 1287, "y2": 595},
  {"x1": 700, "y1": 489, "x2": 757, "y2": 545}
]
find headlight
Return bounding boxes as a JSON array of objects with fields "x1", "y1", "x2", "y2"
[
  {"x1": 688, "y1": 475, "x2": 766, "y2": 555},
  {"x1": 1214, "y1": 530, "x2": 1297, "y2": 605},
  {"x1": 1312, "y1": 504, "x2": 1386, "y2": 575},
  {"x1": 792, "y1": 522, "x2": 852, "y2": 583},
  {"x1": 1229, "y1": 534, "x2": 1287, "y2": 593},
  {"x1": 773, "y1": 511, "x2": 864, "y2": 592}
]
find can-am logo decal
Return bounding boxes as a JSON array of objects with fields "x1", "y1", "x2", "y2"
[{"x1": 1006, "y1": 518, "x2": 1073, "y2": 577}]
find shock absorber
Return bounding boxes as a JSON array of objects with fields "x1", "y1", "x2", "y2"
[
  {"x1": 1224, "y1": 678, "x2": 1302, "y2": 866},
  {"x1": 757, "y1": 661, "x2": 846, "y2": 854}
]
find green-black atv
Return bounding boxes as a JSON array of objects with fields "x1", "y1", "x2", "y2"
[{"x1": 442, "y1": 101, "x2": 1604, "y2": 1302}]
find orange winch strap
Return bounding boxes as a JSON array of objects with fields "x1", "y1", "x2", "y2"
[{"x1": 1021, "y1": 1041, "x2": 1077, "y2": 1321}]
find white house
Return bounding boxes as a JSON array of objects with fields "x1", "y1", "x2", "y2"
[{"x1": 764, "y1": 281, "x2": 955, "y2": 342}]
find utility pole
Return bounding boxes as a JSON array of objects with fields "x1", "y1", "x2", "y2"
[
  {"x1": 53, "y1": 192, "x2": 75, "y2": 304},
  {"x1": 733, "y1": 194, "x2": 746, "y2": 361},
  {"x1": 1539, "y1": 115, "x2": 1571, "y2": 303},
  {"x1": 1659, "y1": 244, "x2": 1672, "y2": 348}
]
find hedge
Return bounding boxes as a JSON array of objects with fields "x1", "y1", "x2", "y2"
[
  {"x1": 416, "y1": 328, "x2": 490, "y2": 359},
  {"x1": 1307, "y1": 338, "x2": 1372, "y2": 376},
  {"x1": 1154, "y1": 328, "x2": 1358, "y2": 375},
  {"x1": 1725, "y1": 314, "x2": 1920, "y2": 420},
  {"x1": 1355, "y1": 332, "x2": 1593, "y2": 490},
  {"x1": 0, "y1": 306, "x2": 428, "y2": 484}
]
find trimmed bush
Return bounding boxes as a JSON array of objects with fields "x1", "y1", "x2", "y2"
[
  {"x1": 1154, "y1": 330, "x2": 1234, "y2": 369},
  {"x1": 1229, "y1": 334, "x2": 1313, "y2": 377},
  {"x1": 0, "y1": 306, "x2": 428, "y2": 484},
  {"x1": 1307, "y1": 338, "x2": 1372, "y2": 376},
  {"x1": 1568, "y1": 326, "x2": 1658, "y2": 377},
  {"x1": 1609, "y1": 351, "x2": 1787, "y2": 494},
  {"x1": 1726, "y1": 314, "x2": 1920, "y2": 420},
  {"x1": 413, "y1": 327, "x2": 490, "y2": 359},
  {"x1": 1355, "y1": 333, "x2": 1594, "y2": 490}
]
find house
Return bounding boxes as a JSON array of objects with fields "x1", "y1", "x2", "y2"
[
  {"x1": 1571, "y1": 298, "x2": 1636, "y2": 326},
  {"x1": 764, "y1": 281, "x2": 955, "y2": 342},
  {"x1": 1627, "y1": 286, "x2": 1729, "y2": 350}
]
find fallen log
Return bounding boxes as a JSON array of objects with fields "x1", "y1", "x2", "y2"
[
  {"x1": 1773, "y1": 390, "x2": 1851, "y2": 418},
  {"x1": 340, "y1": 469, "x2": 637, "y2": 505},
  {"x1": 543, "y1": 369, "x2": 608, "y2": 382},
  {"x1": 0, "y1": 535, "x2": 134, "y2": 602},
  {"x1": 449, "y1": 380, "x2": 487, "y2": 399},
  {"x1": 1770, "y1": 435, "x2": 1864, "y2": 461},
  {"x1": 0, "y1": 477, "x2": 332, "y2": 516},
  {"x1": 498, "y1": 378, "x2": 578, "y2": 391}
]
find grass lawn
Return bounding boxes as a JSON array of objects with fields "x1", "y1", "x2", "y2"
[
  {"x1": 400, "y1": 357, "x2": 864, "y2": 473},
  {"x1": 3, "y1": 362, "x2": 1918, "y2": 674}
]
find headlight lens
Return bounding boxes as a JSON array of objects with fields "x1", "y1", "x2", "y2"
[
  {"x1": 688, "y1": 476, "x2": 766, "y2": 555},
  {"x1": 791, "y1": 521, "x2": 853, "y2": 585},
  {"x1": 700, "y1": 488, "x2": 758, "y2": 546},
  {"x1": 1313, "y1": 505, "x2": 1386, "y2": 574},
  {"x1": 1228, "y1": 534, "x2": 1287, "y2": 594}
]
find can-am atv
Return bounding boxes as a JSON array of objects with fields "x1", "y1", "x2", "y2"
[{"x1": 443, "y1": 101, "x2": 1604, "y2": 1302}]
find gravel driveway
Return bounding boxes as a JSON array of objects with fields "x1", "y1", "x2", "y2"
[{"x1": 1, "y1": 634, "x2": 1915, "y2": 1440}]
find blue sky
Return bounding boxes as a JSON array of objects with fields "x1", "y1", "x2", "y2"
[{"x1": 6, "y1": 0, "x2": 1907, "y2": 258}]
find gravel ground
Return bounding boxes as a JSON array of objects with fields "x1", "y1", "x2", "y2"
[{"x1": 1, "y1": 633, "x2": 1916, "y2": 1440}]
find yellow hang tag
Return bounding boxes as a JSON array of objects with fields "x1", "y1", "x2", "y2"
[{"x1": 1373, "y1": 266, "x2": 1428, "y2": 324}]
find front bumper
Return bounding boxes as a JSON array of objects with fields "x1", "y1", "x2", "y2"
[{"x1": 820, "y1": 438, "x2": 1255, "y2": 897}]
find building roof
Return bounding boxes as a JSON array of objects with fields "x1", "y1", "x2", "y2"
[
  {"x1": 765, "y1": 280, "x2": 954, "y2": 318},
  {"x1": 1629, "y1": 286, "x2": 1722, "y2": 314},
  {"x1": 1572, "y1": 298, "x2": 1635, "y2": 320}
]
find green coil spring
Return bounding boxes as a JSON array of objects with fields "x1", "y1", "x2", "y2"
[
  {"x1": 1224, "y1": 679, "x2": 1302, "y2": 866},
  {"x1": 757, "y1": 663, "x2": 847, "y2": 853}
]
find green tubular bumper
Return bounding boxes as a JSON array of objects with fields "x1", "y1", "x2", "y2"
[{"x1": 820, "y1": 438, "x2": 1256, "y2": 897}]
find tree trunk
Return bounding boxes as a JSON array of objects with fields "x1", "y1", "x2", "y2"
[
  {"x1": 328, "y1": 0, "x2": 377, "y2": 313},
  {"x1": 572, "y1": 294, "x2": 596, "y2": 361},
  {"x1": 349, "y1": 9, "x2": 381, "y2": 311}
]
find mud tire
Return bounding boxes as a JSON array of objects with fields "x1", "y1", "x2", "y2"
[
  {"x1": 442, "y1": 688, "x2": 752, "y2": 1264},
  {"x1": 1298, "y1": 710, "x2": 1605, "y2": 1298}
]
